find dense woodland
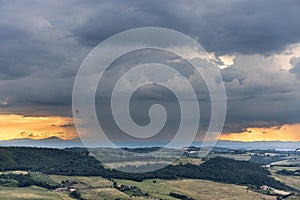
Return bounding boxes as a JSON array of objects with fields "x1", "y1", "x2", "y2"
[{"x1": 0, "y1": 147, "x2": 294, "y2": 191}]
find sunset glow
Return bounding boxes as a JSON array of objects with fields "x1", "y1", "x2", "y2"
[
  {"x1": 220, "y1": 124, "x2": 300, "y2": 142},
  {"x1": 0, "y1": 114, "x2": 77, "y2": 140}
]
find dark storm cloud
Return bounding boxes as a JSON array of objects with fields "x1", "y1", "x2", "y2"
[
  {"x1": 220, "y1": 54, "x2": 300, "y2": 133},
  {"x1": 0, "y1": 0, "x2": 89, "y2": 110},
  {"x1": 72, "y1": 0, "x2": 300, "y2": 55},
  {"x1": 221, "y1": 121, "x2": 285, "y2": 134},
  {"x1": 0, "y1": 0, "x2": 300, "y2": 135}
]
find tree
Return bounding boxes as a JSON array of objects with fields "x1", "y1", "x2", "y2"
[{"x1": 69, "y1": 190, "x2": 83, "y2": 200}]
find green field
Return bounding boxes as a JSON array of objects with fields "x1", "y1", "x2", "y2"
[
  {"x1": 49, "y1": 175, "x2": 112, "y2": 189},
  {"x1": 115, "y1": 179, "x2": 278, "y2": 200},
  {"x1": 0, "y1": 186, "x2": 66, "y2": 200},
  {"x1": 0, "y1": 146, "x2": 299, "y2": 200},
  {"x1": 0, "y1": 173, "x2": 287, "y2": 200},
  {"x1": 271, "y1": 166, "x2": 300, "y2": 191},
  {"x1": 81, "y1": 188, "x2": 131, "y2": 200}
]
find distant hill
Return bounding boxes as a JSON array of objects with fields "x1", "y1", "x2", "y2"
[
  {"x1": 214, "y1": 140, "x2": 300, "y2": 151},
  {"x1": 0, "y1": 137, "x2": 83, "y2": 148},
  {"x1": 190, "y1": 140, "x2": 300, "y2": 151},
  {"x1": 1, "y1": 137, "x2": 300, "y2": 150}
]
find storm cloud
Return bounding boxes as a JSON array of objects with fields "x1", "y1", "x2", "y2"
[{"x1": 0, "y1": 0, "x2": 300, "y2": 136}]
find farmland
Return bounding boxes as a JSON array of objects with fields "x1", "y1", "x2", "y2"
[
  {"x1": 0, "y1": 175, "x2": 282, "y2": 200},
  {"x1": 1, "y1": 147, "x2": 300, "y2": 199}
]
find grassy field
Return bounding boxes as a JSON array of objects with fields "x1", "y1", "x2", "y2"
[
  {"x1": 270, "y1": 166, "x2": 300, "y2": 172},
  {"x1": 286, "y1": 196, "x2": 300, "y2": 200},
  {"x1": 270, "y1": 158, "x2": 300, "y2": 166},
  {"x1": 115, "y1": 179, "x2": 277, "y2": 200},
  {"x1": 0, "y1": 170, "x2": 298, "y2": 199},
  {"x1": 0, "y1": 186, "x2": 65, "y2": 200},
  {"x1": 30, "y1": 172, "x2": 57, "y2": 185},
  {"x1": 81, "y1": 188, "x2": 131, "y2": 200},
  {"x1": 267, "y1": 166, "x2": 300, "y2": 200},
  {"x1": 49, "y1": 175, "x2": 112, "y2": 189},
  {"x1": 31, "y1": 173, "x2": 114, "y2": 191},
  {"x1": 173, "y1": 157, "x2": 204, "y2": 165},
  {"x1": 270, "y1": 167, "x2": 300, "y2": 191}
]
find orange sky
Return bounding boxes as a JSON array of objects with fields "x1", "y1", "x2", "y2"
[
  {"x1": 0, "y1": 114, "x2": 78, "y2": 140},
  {"x1": 0, "y1": 114, "x2": 300, "y2": 142},
  {"x1": 220, "y1": 124, "x2": 300, "y2": 142}
]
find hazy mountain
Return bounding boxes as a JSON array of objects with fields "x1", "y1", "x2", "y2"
[
  {"x1": 214, "y1": 140, "x2": 300, "y2": 151},
  {"x1": 0, "y1": 137, "x2": 300, "y2": 150},
  {"x1": 0, "y1": 136, "x2": 83, "y2": 148},
  {"x1": 186, "y1": 140, "x2": 300, "y2": 151}
]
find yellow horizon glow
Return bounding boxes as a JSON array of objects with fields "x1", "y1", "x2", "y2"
[
  {"x1": 0, "y1": 114, "x2": 78, "y2": 140},
  {"x1": 1, "y1": 114, "x2": 300, "y2": 142},
  {"x1": 220, "y1": 124, "x2": 300, "y2": 142}
]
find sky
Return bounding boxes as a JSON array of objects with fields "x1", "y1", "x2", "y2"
[{"x1": 1, "y1": 0, "x2": 300, "y2": 142}]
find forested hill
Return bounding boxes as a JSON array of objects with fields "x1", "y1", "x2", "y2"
[
  {"x1": 0, "y1": 147, "x2": 101, "y2": 174},
  {"x1": 0, "y1": 147, "x2": 294, "y2": 191}
]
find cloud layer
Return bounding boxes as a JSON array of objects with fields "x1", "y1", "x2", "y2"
[{"x1": 0, "y1": 0, "x2": 300, "y2": 138}]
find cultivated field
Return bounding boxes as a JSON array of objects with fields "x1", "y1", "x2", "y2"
[
  {"x1": 1, "y1": 148, "x2": 300, "y2": 200},
  {"x1": 0, "y1": 172, "x2": 284, "y2": 200},
  {"x1": 270, "y1": 166, "x2": 300, "y2": 191},
  {"x1": 49, "y1": 175, "x2": 112, "y2": 189},
  {"x1": 115, "y1": 179, "x2": 277, "y2": 200},
  {"x1": 0, "y1": 186, "x2": 69, "y2": 200}
]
